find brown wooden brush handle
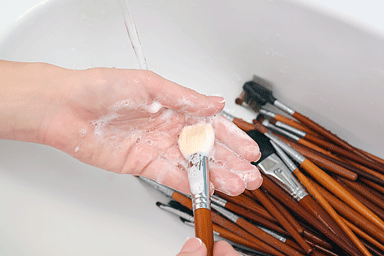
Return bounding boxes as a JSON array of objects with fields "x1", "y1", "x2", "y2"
[
  {"x1": 251, "y1": 189, "x2": 312, "y2": 254},
  {"x1": 298, "y1": 195, "x2": 351, "y2": 245},
  {"x1": 171, "y1": 192, "x2": 285, "y2": 256},
  {"x1": 212, "y1": 224, "x2": 264, "y2": 253},
  {"x1": 223, "y1": 200, "x2": 290, "y2": 237},
  {"x1": 260, "y1": 176, "x2": 362, "y2": 256},
  {"x1": 232, "y1": 118, "x2": 256, "y2": 132},
  {"x1": 302, "y1": 230, "x2": 333, "y2": 250},
  {"x1": 194, "y1": 208, "x2": 214, "y2": 256},
  {"x1": 214, "y1": 191, "x2": 276, "y2": 223},
  {"x1": 342, "y1": 218, "x2": 384, "y2": 254},
  {"x1": 299, "y1": 158, "x2": 384, "y2": 232},
  {"x1": 276, "y1": 135, "x2": 358, "y2": 180},
  {"x1": 236, "y1": 218, "x2": 306, "y2": 256},
  {"x1": 338, "y1": 177, "x2": 384, "y2": 210},
  {"x1": 210, "y1": 211, "x2": 285, "y2": 256},
  {"x1": 342, "y1": 157, "x2": 384, "y2": 183},
  {"x1": 291, "y1": 112, "x2": 373, "y2": 161},
  {"x1": 279, "y1": 134, "x2": 384, "y2": 185},
  {"x1": 342, "y1": 187, "x2": 384, "y2": 223},
  {"x1": 360, "y1": 177, "x2": 384, "y2": 195},
  {"x1": 305, "y1": 132, "x2": 384, "y2": 174},
  {"x1": 294, "y1": 170, "x2": 372, "y2": 256},
  {"x1": 266, "y1": 193, "x2": 304, "y2": 234},
  {"x1": 309, "y1": 180, "x2": 384, "y2": 245},
  {"x1": 273, "y1": 114, "x2": 321, "y2": 137},
  {"x1": 359, "y1": 149, "x2": 384, "y2": 166}
]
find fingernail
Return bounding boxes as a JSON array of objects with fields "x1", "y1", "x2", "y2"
[
  {"x1": 210, "y1": 96, "x2": 225, "y2": 104},
  {"x1": 181, "y1": 237, "x2": 203, "y2": 252}
]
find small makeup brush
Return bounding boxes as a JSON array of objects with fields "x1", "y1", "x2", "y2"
[
  {"x1": 257, "y1": 109, "x2": 320, "y2": 137},
  {"x1": 178, "y1": 123, "x2": 215, "y2": 256},
  {"x1": 241, "y1": 78, "x2": 380, "y2": 165}
]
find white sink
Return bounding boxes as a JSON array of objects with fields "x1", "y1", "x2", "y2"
[{"x1": 1, "y1": 0, "x2": 383, "y2": 255}]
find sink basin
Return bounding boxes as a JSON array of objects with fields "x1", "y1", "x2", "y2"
[{"x1": 1, "y1": 0, "x2": 383, "y2": 255}]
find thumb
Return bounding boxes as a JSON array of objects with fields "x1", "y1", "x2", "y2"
[{"x1": 176, "y1": 237, "x2": 207, "y2": 256}]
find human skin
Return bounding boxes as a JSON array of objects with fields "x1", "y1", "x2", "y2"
[
  {"x1": 0, "y1": 60, "x2": 262, "y2": 196},
  {"x1": 177, "y1": 238, "x2": 240, "y2": 256}
]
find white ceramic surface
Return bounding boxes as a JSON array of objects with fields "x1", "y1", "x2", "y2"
[{"x1": 1, "y1": 0, "x2": 384, "y2": 255}]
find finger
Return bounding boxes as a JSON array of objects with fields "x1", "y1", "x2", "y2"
[
  {"x1": 211, "y1": 114, "x2": 261, "y2": 162},
  {"x1": 140, "y1": 157, "x2": 191, "y2": 195},
  {"x1": 212, "y1": 141, "x2": 262, "y2": 191},
  {"x1": 177, "y1": 238, "x2": 207, "y2": 256},
  {"x1": 213, "y1": 241, "x2": 241, "y2": 256},
  {"x1": 140, "y1": 71, "x2": 225, "y2": 116},
  {"x1": 209, "y1": 162, "x2": 246, "y2": 196}
]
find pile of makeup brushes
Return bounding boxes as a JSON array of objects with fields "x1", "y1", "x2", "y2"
[{"x1": 140, "y1": 77, "x2": 384, "y2": 256}]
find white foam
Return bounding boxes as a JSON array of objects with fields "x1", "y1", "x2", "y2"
[{"x1": 144, "y1": 101, "x2": 163, "y2": 113}]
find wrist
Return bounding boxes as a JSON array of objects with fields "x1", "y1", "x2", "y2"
[{"x1": 0, "y1": 61, "x2": 72, "y2": 144}]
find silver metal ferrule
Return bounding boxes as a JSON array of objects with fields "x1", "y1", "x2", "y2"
[
  {"x1": 257, "y1": 153, "x2": 308, "y2": 201},
  {"x1": 211, "y1": 195, "x2": 227, "y2": 207},
  {"x1": 264, "y1": 132, "x2": 306, "y2": 164},
  {"x1": 274, "y1": 100, "x2": 295, "y2": 116},
  {"x1": 270, "y1": 141, "x2": 308, "y2": 201},
  {"x1": 139, "y1": 176, "x2": 175, "y2": 197},
  {"x1": 220, "y1": 110, "x2": 235, "y2": 122},
  {"x1": 158, "y1": 203, "x2": 195, "y2": 223},
  {"x1": 211, "y1": 203, "x2": 239, "y2": 223},
  {"x1": 258, "y1": 225, "x2": 287, "y2": 242},
  {"x1": 275, "y1": 120, "x2": 306, "y2": 138},
  {"x1": 262, "y1": 120, "x2": 301, "y2": 141},
  {"x1": 259, "y1": 108, "x2": 277, "y2": 118},
  {"x1": 188, "y1": 153, "x2": 210, "y2": 211}
]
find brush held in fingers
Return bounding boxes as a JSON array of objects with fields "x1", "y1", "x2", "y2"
[{"x1": 179, "y1": 122, "x2": 215, "y2": 256}]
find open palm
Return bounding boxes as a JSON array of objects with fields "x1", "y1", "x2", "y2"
[{"x1": 42, "y1": 68, "x2": 262, "y2": 195}]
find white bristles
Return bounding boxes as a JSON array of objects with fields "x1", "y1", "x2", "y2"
[{"x1": 178, "y1": 123, "x2": 215, "y2": 158}]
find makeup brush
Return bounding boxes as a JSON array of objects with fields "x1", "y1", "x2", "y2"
[
  {"x1": 241, "y1": 78, "x2": 381, "y2": 165},
  {"x1": 246, "y1": 130, "x2": 352, "y2": 242},
  {"x1": 252, "y1": 120, "x2": 384, "y2": 232},
  {"x1": 257, "y1": 109, "x2": 320, "y2": 137},
  {"x1": 178, "y1": 123, "x2": 215, "y2": 256},
  {"x1": 262, "y1": 120, "x2": 384, "y2": 185}
]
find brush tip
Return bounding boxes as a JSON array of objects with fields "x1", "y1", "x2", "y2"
[{"x1": 178, "y1": 123, "x2": 215, "y2": 158}]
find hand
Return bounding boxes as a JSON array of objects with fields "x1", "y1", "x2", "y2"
[
  {"x1": 177, "y1": 238, "x2": 240, "y2": 256},
  {"x1": 0, "y1": 61, "x2": 262, "y2": 196}
]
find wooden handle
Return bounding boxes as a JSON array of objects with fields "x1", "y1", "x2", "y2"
[
  {"x1": 194, "y1": 208, "x2": 214, "y2": 256},
  {"x1": 300, "y1": 158, "x2": 384, "y2": 232},
  {"x1": 232, "y1": 118, "x2": 256, "y2": 132},
  {"x1": 294, "y1": 170, "x2": 372, "y2": 256},
  {"x1": 251, "y1": 189, "x2": 312, "y2": 254},
  {"x1": 260, "y1": 176, "x2": 361, "y2": 256},
  {"x1": 210, "y1": 211, "x2": 285, "y2": 256},
  {"x1": 299, "y1": 195, "x2": 351, "y2": 246},
  {"x1": 311, "y1": 180, "x2": 384, "y2": 246},
  {"x1": 273, "y1": 114, "x2": 320, "y2": 137}
]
